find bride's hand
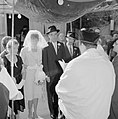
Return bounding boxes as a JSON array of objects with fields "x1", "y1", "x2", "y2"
[{"x1": 46, "y1": 76, "x2": 50, "y2": 82}]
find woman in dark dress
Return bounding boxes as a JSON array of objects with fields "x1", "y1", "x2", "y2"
[{"x1": 3, "y1": 39, "x2": 25, "y2": 119}]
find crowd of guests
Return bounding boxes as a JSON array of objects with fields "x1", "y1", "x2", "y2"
[{"x1": 0, "y1": 25, "x2": 118, "y2": 119}]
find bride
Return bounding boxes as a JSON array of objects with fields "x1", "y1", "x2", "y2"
[{"x1": 20, "y1": 30, "x2": 48, "y2": 119}]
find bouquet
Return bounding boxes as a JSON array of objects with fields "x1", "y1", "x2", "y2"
[{"x1": 34, "y1": 64, "x2": 46, "y2": 85}]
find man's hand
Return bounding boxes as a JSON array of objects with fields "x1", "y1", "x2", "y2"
[{"x1": 12, "y1": 77, "x2": 16, "y2": 84}]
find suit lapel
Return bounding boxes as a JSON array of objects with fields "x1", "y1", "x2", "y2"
[{"x1": 65, "y1": 44, "x2": 71, "y2": 57}]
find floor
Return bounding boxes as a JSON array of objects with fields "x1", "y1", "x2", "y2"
[
  {"x1": 19, "y1": 83, "x2": 51, "y2": 119},
  {"x1": 19, "y1": 96, "x2": 51, "y2": 119}
]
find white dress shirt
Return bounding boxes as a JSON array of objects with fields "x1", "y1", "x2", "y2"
[{"x1": 52, "y1": 42, "x2": 57, "y2": 54}]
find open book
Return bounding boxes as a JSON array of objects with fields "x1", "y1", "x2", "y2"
[{"x1": 58, "y1": 59, "x2": 67, "y2": 71}]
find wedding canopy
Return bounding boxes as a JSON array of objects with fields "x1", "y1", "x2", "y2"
[
  {"x1": 90, "y1": 0, "x2": 118, "y2": 13},
  {"x1": 6, "y1": 0, "x2": 107, "y2": 23}
]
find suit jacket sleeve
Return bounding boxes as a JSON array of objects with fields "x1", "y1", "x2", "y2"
[
  {"x1": 113, "y1": 56, "x2": 118, "y2": 78},
  {"x1": 112, "y1": 55, "x2": 118, "y2": 101},
  {"x1": 42, "y1": 48, "x2": 50, "y2": 76}
]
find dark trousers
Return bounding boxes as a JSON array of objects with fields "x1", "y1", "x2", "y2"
[
  {"x1": 108, "y1": 101, "x2": 118, "y2": 119},
  {"x1": 108, "y1": 79, "x2": 118, "y2": 119},
  {"x1": 46, "y1": 74, "x2": 60, "y2": 118}
]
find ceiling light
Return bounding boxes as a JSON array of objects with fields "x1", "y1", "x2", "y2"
[
  {"x1": 58, "y1": 0, "x2": 64, "y2": 5},
  {"x1": 18, "y1": 14, "x2": 21, "y2": 19},
  {"x1": 8, "y1": 14, "x2": 11, "y2": 19},
  {"x1": 106, "y1": 0, "x2": 112, "y2": 1}
]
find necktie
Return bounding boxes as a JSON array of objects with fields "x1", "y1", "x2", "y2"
[
  {"x1": 53, "y1": 42, "x2": 57, "y2": 54},
  {"x1": 69, "y1": 45, "x2": 73, "y2": 56}
]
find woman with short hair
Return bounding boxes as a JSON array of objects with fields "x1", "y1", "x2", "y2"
[
  {"x1": 0, "y1": 36, "x2": 11, "y2": 58},
  {"x1": 3, "y1": 39, "x2": 25, "y2": 119}
]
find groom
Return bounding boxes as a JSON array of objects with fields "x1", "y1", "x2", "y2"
[{"x1": 42, "y1": 25, "x2": 66, "y2": 119}]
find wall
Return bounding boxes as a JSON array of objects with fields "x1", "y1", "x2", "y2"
[
  {"x1": 0, "y1": 14, "x2": 7, "y2": 52},
  {"x1": 29, "y1": 19, "x2": 66, "y2": 35}
]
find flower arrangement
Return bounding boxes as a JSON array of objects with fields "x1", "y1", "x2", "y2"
[
  {"x1": 57, "y1": 43, "x2": 61, "y2": 48},
  {"x1": 74, "y1": 48, "x2": 77, "y2": 50}
]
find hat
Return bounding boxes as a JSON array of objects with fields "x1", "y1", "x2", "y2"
[
  {"x1": 66, "y1": 31, "x2": 75, "y2": 39},
  {"x1": 46, "y1": 25, "x2": 60, "y2": 34},
  {"x1": 81, "y1": 29, "x2": 99, "y2": 44}
]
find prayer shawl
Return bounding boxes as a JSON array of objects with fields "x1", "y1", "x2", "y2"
[
  {"x1": 0, "y1": 66, "x2": 22, "y2": 100},
  {"x1": 56, "y1": 48, "x2": 115, "y2": 119},
  {"x1": 0, "y1": 83, "x2": 9, "y2": 119}
]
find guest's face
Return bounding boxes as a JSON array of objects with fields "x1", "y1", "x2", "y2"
[
  {"x1": 48, "y1": 31, "x2": 58, "y2": 42},
  {"x1": 8, "y1": 44, "x2": 18, "y2": 55},
  {"x1": 113, "y1": 40, "x2": 118, "y2": 53},
  {"x1": 69, "y1": 37, "x2": 74, "y2": 43},
  {"x1": 67, "y1": 37, "x2": 74, "y2": 45},
  {"x1": 58, "y1": 33, "x2": 65, "y2": 42}
]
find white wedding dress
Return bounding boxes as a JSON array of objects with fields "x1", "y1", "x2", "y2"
[{"x1": 20, "y1": 47, "x2": 46, "y2": 100}]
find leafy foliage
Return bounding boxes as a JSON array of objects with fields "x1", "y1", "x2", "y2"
[{"x1": 82, "y1": 11, "x2": 111, "y2": 28}]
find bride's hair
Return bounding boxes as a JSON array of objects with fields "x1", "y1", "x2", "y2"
[{"x1": 23, "y1": 30, "x2": 48, "y2": 50}]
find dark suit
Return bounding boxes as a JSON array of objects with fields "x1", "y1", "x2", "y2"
[
  {"x1": 0, "y1": 83, "x2": 9, "y2": 119},
  {"x1": 108, "y1": 56, "x2": 118, "y2": 119},
  {"x1": 64, "y1": 44, "x2": 80, "y2": 63},
  {"x1": 42, "y1": 41, "x2": 66, "y2": 118}
]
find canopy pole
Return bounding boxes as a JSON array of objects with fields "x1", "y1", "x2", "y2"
[
  {"x1": 80, "y1": 17, "x2": 82, "y2": 29},
  {"x1": 70, "y1": 22, "x2": 72, "y2": 32},
  {"x1": 10, "y1": 0, "x2": 15, "y2": 119}
]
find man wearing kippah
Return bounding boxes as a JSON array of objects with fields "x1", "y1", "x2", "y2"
[{"x1": 56, "y1": 29, "x2": 115, "y2": 119}]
